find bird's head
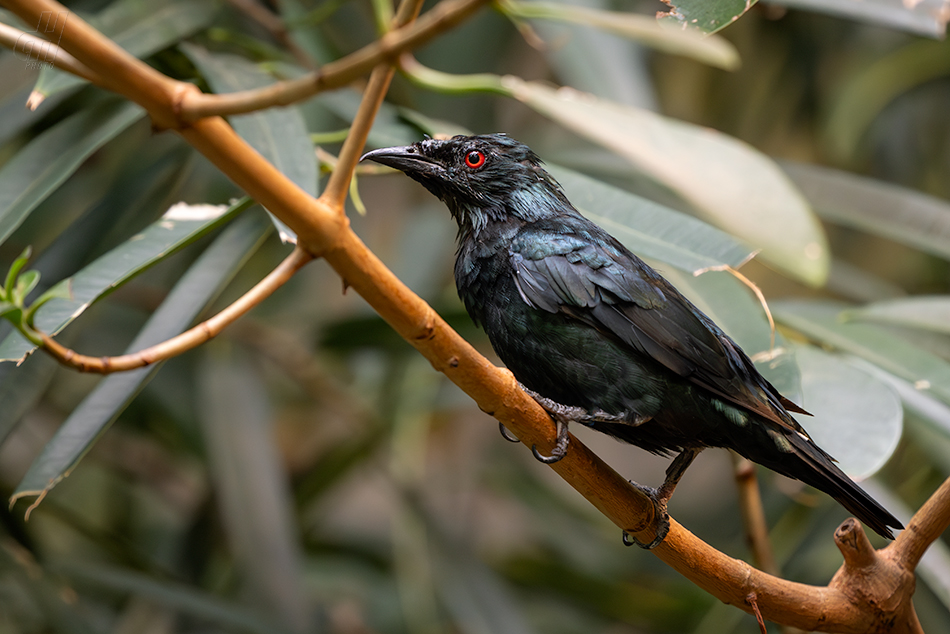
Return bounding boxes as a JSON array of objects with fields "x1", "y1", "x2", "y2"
[{"x1": 360, "y1": 134, "x2": 571, "y2": 234}]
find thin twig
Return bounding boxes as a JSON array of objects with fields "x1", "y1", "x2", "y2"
[
  {"x1": 732, "y1": 453, "x2": 780, "y2": 577},
  {"x1": 177, "y1": 0, "x2": 490, "y2": 121},
  {"x1": 38, "y1": 246, "x2": 313, "y2": 373},
  {"x1": 0, "y1": 21, "x2": 100, "y2": 85},
  {"x1": 225, "y1": 0, "x2": 315, "y2": 67}
]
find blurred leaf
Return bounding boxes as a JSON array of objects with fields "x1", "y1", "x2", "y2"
[
  {"x1": 772, "y1": 0, "x2": 949, "y2": 37},
  {"x1": 181, "y1": 44, "x2": 319, "y2": 242},
  {"x1": 793, "y1": 345, "x2": 902, "y2": 479},
  {"x1": 783, "y1": 161, "x2": 950, "y2": 261},
  {"x1": 501, "y1": 1, "x2": 739, "y2": 70},
  {"x1": 0, "y1": 99, "x2": 146, "y2": 248},
  {"x1": 33, "y1": 0, "x2": 221, "y2": 100},
  {"x1": 846, "y1": 296, "x2": 950, "y2": 335},
  {"x1": 854, "y1": 356, "x2": 950, "y2": 440},
  {"x1": 199, "y1": 347, "x2": 311, "y2": 632},
  {"x1": 657, "y1": 0, "x2": 757, "y2": 35},
  {"x1": 773, "y1": 300, "x2": 950, "y2": 408},
  {"x1": 0, "y1": 200, "x2": 252, "y2": 363},
  {"x1": 547, "y1": 164, "x2": 754, "y2": 273},
  {"x1": 823, "y1": 39, "x2": 950, "y2": 161},
  {"x1": 660, "y1": 266, "x2": 802, "y2": 402},
  {"x1": 53, "y1": 561, "x2": 295, "y2": 634},
  {"x1": 10, "y1": 209, "x2": 272, "y2": 510},
  {"x1": 503, "y1": 79, "x2": 829, "y2": 285}
]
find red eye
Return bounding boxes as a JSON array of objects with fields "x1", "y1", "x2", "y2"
[{"x1": 464, "y1": 150, "x2": 486, "y2": 169}]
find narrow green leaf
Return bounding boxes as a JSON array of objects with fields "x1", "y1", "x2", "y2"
[
  {"x1": 547, "y1": 164, "x2": 754, "y2": 273},
  {"x1": 823, "y1": 38, "x2": 950, "y2": 161},
  {"x1": 658, "y1": 0, "x2": 758, "y2": 35},
  {"x1": 33, "y1": 0, "x2": 220, "y2": 99},
  {"x1": 846, "y1": 296, "x2": 950, "y2": 335},
  {"x1": 501, "y1": 1, "x2": 740, "y2": 70},
  {"x1": 181, "y1": 44, "x2": 319, "y2": 241},
  {"x1": 793, "y1": 346, "x2": 901, "y2": 479},
  {"x1": 0, "y1": 200, "x2": 252, "y2": 363},
  {"x1": 782, "y1": 161, "x2": 950, "y2": 261},
  {"x1": 773, "y1": 300, "x2": 950, "y2": 408},
  {"x1": 199, "y1": 348, "x2": 311, "y2": 631},
  {"x1": 773, "y1": 0, "x2": 949, "y2": 38},
  {"x1": 3, "y1": 246, "x2": 32, "y2": 296},
  {"x1": 14, "y1": 269, "x2": 40, "y2": 302},
  {"x1": 10, "y1": 209, "x2": 272, "y2": 510},
  {"x1": 0, "y1": 99, "x2": 146, "y2": 247},
  {"x1": 504, "y1": 78, "x2": 829, "y2": 285},
  {"x1": 53, "y1": 561, "x2": 294, "y2": 634}
]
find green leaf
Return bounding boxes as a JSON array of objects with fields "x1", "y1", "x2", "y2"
[
  {"x1": 773, "y1": 300, "x2": 950, "y2": 408},
  {"x1": 3, "y1": 246, "x2": 32, "y2": 297},
  {"x1": 782, "y1": 161, "x2": 950, "y2": 261},
  {"x1": 793, "y1": 346, "x2": 902, "y2": 479},
  {"x1": 846, "y1": 296, "x2": 950, "y2": 335},
  {"x1": 198, "y1": 347, "x2": 311, "y2": 630},
  {"x1": 501, "y1": 1, "x2": 740, "y2": 70},
  {"x1": 0, "y1": 99, "x2": 146, "y2": 248},
  {"x1": 10, "y1": 209, "x2": 273, "y2": 511},
  {"x1": 0, "y1": 200, "x2": 251, "y2": 363},
  {"x1": 823, "y1": 39, "x2": 950, "y2": 162},
  {"x1": 33, "y1": 0, "x2": 221, "y2": 99},
  {"x1": 180, "y1": 44, "x2": 319, "y2": 241},
  {"x1": 13, "y1": 269, "x2": 40, "y2": 303},
  {"x1": 547, "y1": 164, "x2": 754, "y2": 273},
  {"x1": 773, "y1": 0, "x2": 949, "y2": 37},
  {"x1": 52, "y1": 561, "x2": 294, "y2": 634},
  {"x1": 504, "y1": 78, "x2": 829, "y2": 285},
  {"x1": 658, "y1": 0, "x2": 758, "y2": 35}
]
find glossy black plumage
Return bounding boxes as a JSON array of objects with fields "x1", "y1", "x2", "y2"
[{"x1": 361, "y1": 133, "x2": 902, "y2": 540}]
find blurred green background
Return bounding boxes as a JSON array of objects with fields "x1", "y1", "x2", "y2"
[{"x1": 1, "y1": 0, "x2": 950, "y2": 632}]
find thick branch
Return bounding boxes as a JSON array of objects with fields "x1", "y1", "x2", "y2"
[
  {"x1": 890, "y1": 474, "x2": 950, "y2": 570},
  {"x1": 37, "y1": 246, "x2": 313, "y2": 373}
]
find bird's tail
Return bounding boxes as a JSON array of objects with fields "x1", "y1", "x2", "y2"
[{"x1": 743, "y1": 428, "x2": 903, "y2": 539}]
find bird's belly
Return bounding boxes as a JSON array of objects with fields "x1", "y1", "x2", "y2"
[{"x1": 482, "y1": 297, "x2": 667, "y2": 421}]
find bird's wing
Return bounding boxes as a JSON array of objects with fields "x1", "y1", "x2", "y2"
[{"x1": 510, "y1": 228, "x2": 808, "y2": 434}]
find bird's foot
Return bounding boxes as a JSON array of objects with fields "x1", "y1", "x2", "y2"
[
  {"x1": 498, "y1": 423, "x2": 521, "y2": 443},
  {"x1": 531, "y1": 416, "x2": 569, "y2": 464},
  {"x1": 621, "y1": 482, "x2": 670, "y2": 550}
]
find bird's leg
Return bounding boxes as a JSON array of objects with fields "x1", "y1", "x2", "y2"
[
  {"x1": 531, "y1": 413, "x2": 570, "y2": 464},
  {"x1": 622, "y1": 447, "x2": 702, "y2": 550},
  {"x1": 518, "y1": 383, "x2": 575, "y2": 464}
]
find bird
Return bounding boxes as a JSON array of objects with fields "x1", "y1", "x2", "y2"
[{"x1": 361, "y1": 133, "x2": 903, "y2": 547}]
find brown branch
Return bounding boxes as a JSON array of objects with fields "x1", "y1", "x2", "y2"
[
  {"x1": 0, "y1": 21, "x2": 100, "y2": 85},
  {"x1": 36, "y1": 246, "x2": 313, "y2": 373},
  {"x1": 1, "y1": 0, "x2": 946, "y2": 631},
  {"x1": 890, "y1": 474, "x2": 950, "y2": 570},
  {"x1": 176, "y1": 0, "x2": 490, "y2": 121},
  {"x1": 732, "y1": 454, "x2": 780, "y2": 577}
]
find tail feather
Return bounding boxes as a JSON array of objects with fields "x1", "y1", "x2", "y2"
[{"x1": 748, "y1": 430, "x2": 903, "y2": 539}]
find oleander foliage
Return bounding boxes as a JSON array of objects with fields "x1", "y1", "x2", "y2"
[{"x1": 0, "y1": 0, "x2": 949, "y2": 632}]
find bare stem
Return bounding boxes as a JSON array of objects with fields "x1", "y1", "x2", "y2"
[
  {"x1": 732, "y1": 453, "x2": 780, "y2": 577},
  {"x1": 38, "y1": 247, "x2": 313, "y2": 373},
  {"x1": 177, "y1": 0, "x2": 490, "y2": 121},
  {"x1": 889, "y1": 474, "x2": 950, "y2": 570}
]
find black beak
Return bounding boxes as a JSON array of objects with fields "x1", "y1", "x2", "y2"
[{"x1": 360, "y1": 145, "x2": 444, "y2": 177}]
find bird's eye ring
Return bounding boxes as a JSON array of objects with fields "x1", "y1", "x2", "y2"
[{"x1": 464, "y1": 150, "x2": 486, "y2": 169}]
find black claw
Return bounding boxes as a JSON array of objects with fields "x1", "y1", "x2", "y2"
[
  {"x1": 623, "y1": 481, "x2": 671, "y2": 549},
  {"x1": 529, "y1": 418, "x2": 570, "y2": 464},
  {"x1": 498, "y1": 423, "x2": 521, "y2": 443},
  {"x1": 531, "y1": 443, "x2": 565, "y2": 463}
]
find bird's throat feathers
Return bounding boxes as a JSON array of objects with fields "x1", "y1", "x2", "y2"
[{"x1": 449, "y1": 178, "x2": 575, "y2": 244}]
